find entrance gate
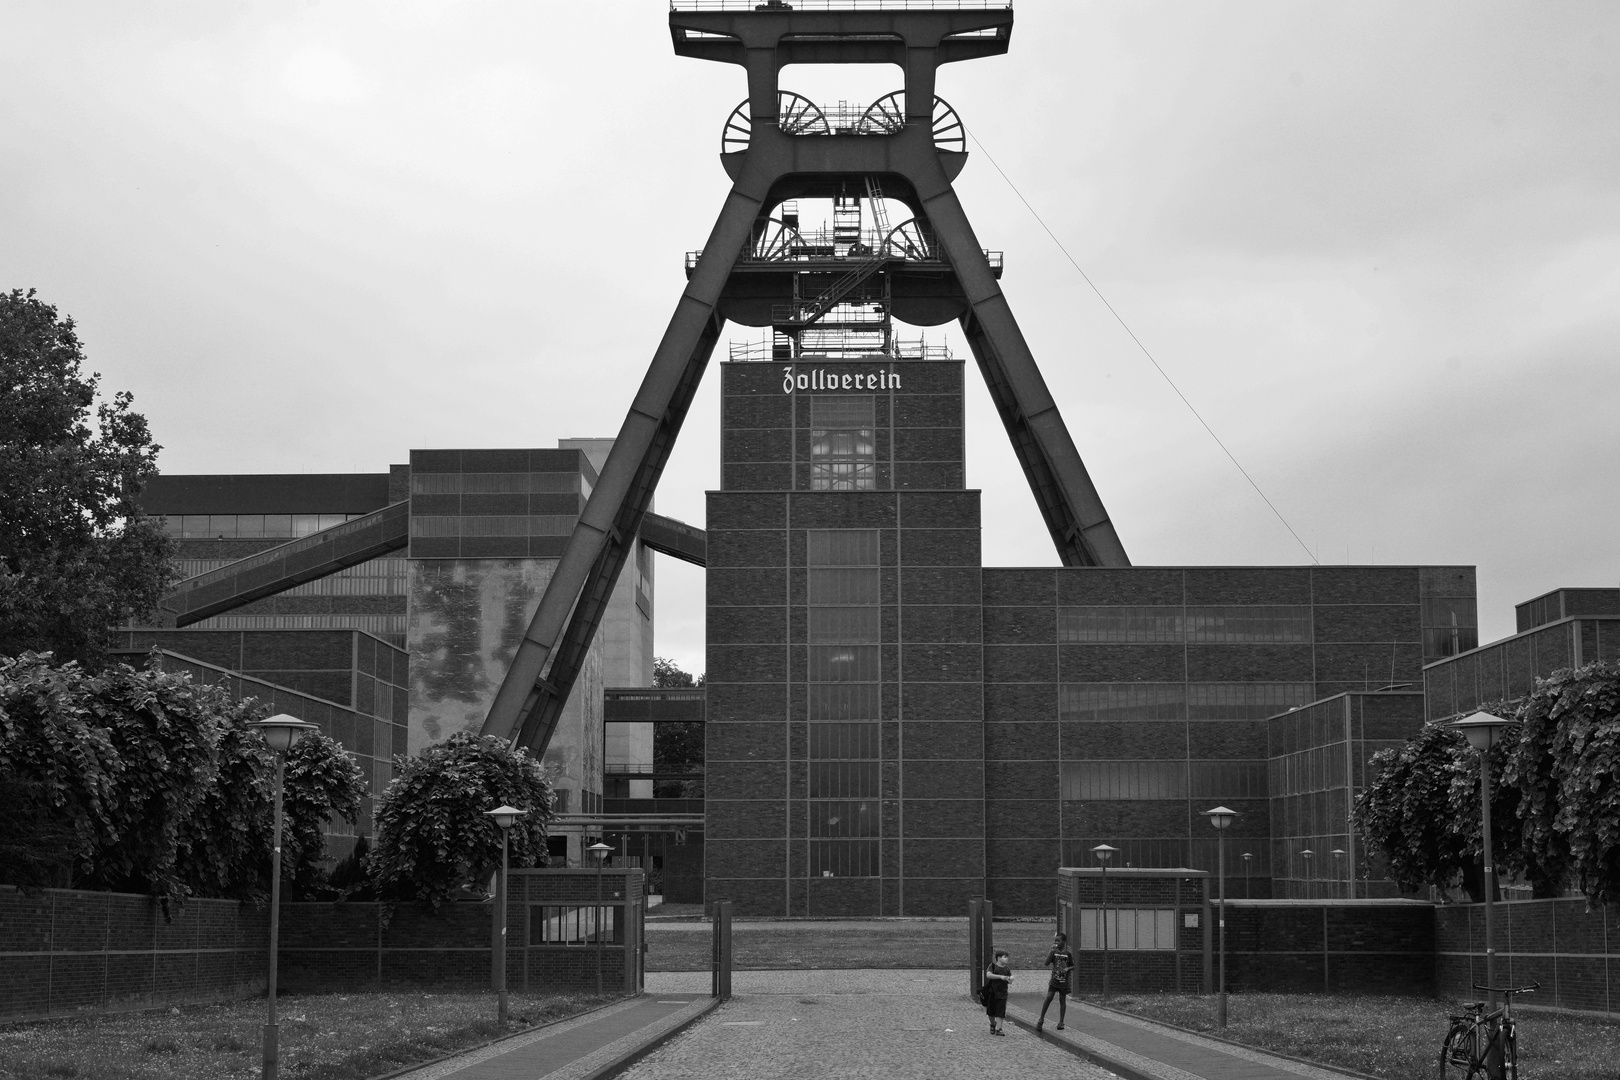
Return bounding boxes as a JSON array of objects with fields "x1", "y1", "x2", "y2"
[{"x1": 710, "y1": 899, "x2": 732, "y2": 1002}]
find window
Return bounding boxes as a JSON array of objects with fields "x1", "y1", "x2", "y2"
[
  {"x1": 809, "y1": 396, "x2": 876, "y2": 491},
  {"x1": 529, "y1": 905, "x2": 621, "y2": 946},
  {"x1": 1062, "y1": 761, "x2": 1187, "y2": 801},
  {"x1": 1074, "y1": 908, "x2": 1177, "y2": 951},
  {"x1": 1057, "y1": 605, "x2": 1310, "y2": 644},
  {"x1": 806, "y1": 529, "x2": 881, "y2": 877}
]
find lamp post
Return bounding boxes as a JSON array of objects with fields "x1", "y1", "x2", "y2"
[
  {"x1": 588, "y1": 842, "x2": 613, "y2": 995},
  {"x1": 254, "y1": 714, "x2": 317, "y2": 1080},
  {"x1": 1301, "y1": 849, "x2": 1314, "y2": 899},
  {"x1": 1453, "y1": 710, "x2": 1510, "y2": 1006},
  {"x1": 483, "y1": 805, "x2": 528, "y2": 1026},
  {"x1": 1331, "y1": 849, "x2": 1347, "y2": 899},
  {"x1": 1202, "y1": 807, "x2": 1238, "y2": 1030},
  {"x1": 1241, "y1": 852, "x2": 1252, "y2": 897},
  {"x1": 1092, "y1": 844, "x2": 1118, "y2": 1000}
]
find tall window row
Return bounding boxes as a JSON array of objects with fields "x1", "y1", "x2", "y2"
[
  {"x1": 806, "y1": 529, "x2": 880, "y2": 877},
  {"x1": 1058, "y1": 605, "x2": 1312, "y2": 644}
]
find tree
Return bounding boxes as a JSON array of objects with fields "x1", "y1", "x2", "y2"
[
  {"x1": 652, "y1": 656, "x2": 703, "y2": 798},
  {"x1": 0, "y1": 651, "x2": 366, "y2": 906},
  {"x1": 1504, "y1": 662, "x2": 1620, "y2": 904},
  {"x1": 0, "y1": 288, "x2": 175, "y2": 666},
  {"x1": 368, "y1": 733, "x2": 553, "y2": 908}
]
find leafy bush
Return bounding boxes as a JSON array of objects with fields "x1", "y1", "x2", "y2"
[
  {"x1": 0, "y1": 651, "x2": 365, "y2": 906},
  {"x1": 368, "y1": 733, "x2": 552, "y2": 907},
  {"x1": 1358, "y1": 662, "x2": 1620, "y2": 904}
]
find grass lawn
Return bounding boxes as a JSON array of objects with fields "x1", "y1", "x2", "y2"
[
  {"x1": 1102, "y1": 992, "x2": 1620, "y2": 1080},
  {"x1": 0, "y1": 989, "x2": 622, "y2": 1080},
  {"x1": 645, "y1": 918, "x2": 1060, "y2": 971}
]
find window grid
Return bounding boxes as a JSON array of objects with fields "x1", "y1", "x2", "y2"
[
  {"x1": 528, "y1": 904, "x2": 621, "y2": 946},
  {"x1": 1058, "y1": 605, "x2": 1311, "y2": 644},
  {"x1": 808, "y1": 395, "x2": 877, "y2": 492},
  {"x1": 806, "y1": 529, "x2": 881, "y2": 878},
  {"x1": 1074, "y1": 908, "x2": 1177, "y2": 951}
]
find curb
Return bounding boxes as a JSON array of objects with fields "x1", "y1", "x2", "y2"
[
  {"x1": 1076, "y1": 1000, "x2": 1384, "y2": 1080},
  {"x1": 1003, "y1": 1004, "x2": 1162, "y2": 1080},
  {"x1": 363, "y1": 994, "x2": 639, "y2": 1080},
  {"x1": 578, "y1": 996, "x2": 722, "y2": 1080}
]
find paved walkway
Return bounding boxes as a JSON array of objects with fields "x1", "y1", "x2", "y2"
[
  {"x1": 388, "y1": 994, "x2": 710, "y2": 1080},
  {"x1": 1008, "y1": 992, "x2": 1355, "y2": 1080},
  {"x1": 629, "y1": 970, "x2": 1114, "y2": 1079},
  {"x1": 387, "y1": 972, "x2": 1366, "y2": 1080}
]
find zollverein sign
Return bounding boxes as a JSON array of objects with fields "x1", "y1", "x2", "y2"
[{"x1": 782, "y1": 367, "x2": 901, "y2": 394}]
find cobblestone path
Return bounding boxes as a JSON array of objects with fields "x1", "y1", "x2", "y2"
[{"x1": 628, "y1": 970, "x2": 1115, "y2": 1080}]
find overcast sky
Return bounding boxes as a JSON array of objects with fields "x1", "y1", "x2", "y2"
[{"x1": 3, "y1": 1, "x2": 1615, "y2": 677}]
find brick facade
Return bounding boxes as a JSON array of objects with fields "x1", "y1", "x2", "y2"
[{"x1": 707, "y1": 354, "x2": 1473, "y2": 916}]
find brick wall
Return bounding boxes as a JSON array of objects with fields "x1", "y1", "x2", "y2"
[
  {"x1": 0, "y1": 887, "x2": 267, "y2": 1022},
  {"x1": 1223, "y1": 900, "x2": 1434, "y2": 994},
  {"x1": 280, "y1": 869, "x2": 646, "y2": 992},
  {"x1": 1057, "y1": 868, "x2": 1210, "y2": 993},
  {"x1": 1435, "y1": 898, "x2": 1620, "y2": 1014},
  {"x1": 2, "y1": 871, "x2": 646, "y2": 1020}
]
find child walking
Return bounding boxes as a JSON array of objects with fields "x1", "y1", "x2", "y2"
[
  {"x1": 983, "y1": 950, "x2": 1013, "y2": 1035},
  {"x1": 1036, "y1": 930, "x2": 1074, "y2": 1032}
]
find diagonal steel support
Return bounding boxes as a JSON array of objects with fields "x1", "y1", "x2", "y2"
[
  {"x1": 481, "y1": 184, "x2": 765, "y2": 752},
  {"x1": 922, "y1": 186, "x2": 1129, "y2": 568}
]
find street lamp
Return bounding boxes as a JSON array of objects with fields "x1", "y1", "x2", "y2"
[
  {"x1": 1091, "y1": 844, "x2": 1118, "y2": 1000},
  {"x1": 483, "y1": 805, "x2": 528, "y2": 1026},
  {"x1": 1241, "y1": 852, "x2": 1252, "y2": 897},
  {"x1": 1202, "y1": 807, "x2": 1238, "y2": 1030},
  {"x1": 1331, "y1": 849, "x2": 1347, "y2": 899},
  {"x1": 588, "y1": 842, "x2": 613, "y2": 995},
  {"x1": 1301, "y1": 849, "x2": 1314, "y2": 899},
  {"x1": 1453, "y1": 710, "x2": 1511, "y2": 1006},
  {"x1": 253, "y1": 714, "x2": 316, "y2": 1080}
]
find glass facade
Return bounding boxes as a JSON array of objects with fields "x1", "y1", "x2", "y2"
[
  {"x1": 806, "y1": 529, "x2": 880, "y2": 877},
  {"x1": 809, "y1": 396, "x2": 877, "y2": 491},
  {"x1": 1059, "y1": 682, "x2": 1315, "y2": 722},
  {"x1": 162, "y1": 513, "x2": 368, "y2": 539},
  {"x1": 1058, "y1": 605, "x2": 1311, "y2": 643}
]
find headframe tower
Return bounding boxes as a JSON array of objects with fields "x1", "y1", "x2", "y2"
[{"x1": 483, "y1": 2, "x2": 1128, "y2": 753}]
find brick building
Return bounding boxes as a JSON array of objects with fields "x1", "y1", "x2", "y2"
[{"x1": 704, "y1": 352, "x2": 1479, "y2": 916}]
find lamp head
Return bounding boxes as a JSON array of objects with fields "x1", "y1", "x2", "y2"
[
  {"x1": 1202, "y1": 805, "x2": 1238, "y2": 831},
  {"x1": 1331, "y1": 848, "x2": 1346, "y2": 858},
  {"x1": 254, "y1": 714, "x2": 318, "y2": 755},
  {"x1": 587, "y1": 842, "x2": 612, "y2": 863},
  {"x1": 1091, "y1": 843, "x2": 1119, "y2": 865},
  {"x1": 1242, "y1": 852, "x2": 1253, "y2": 862},
  {"x1": 1451, "y1": 710, "x2": 1510, "y2": 753},
  {"x1": 484, "y1": 805, "x2": 527, "y2": 830},
  {"x1": 1301, "y1": 848, "x2": 1314, "y2": 859}
]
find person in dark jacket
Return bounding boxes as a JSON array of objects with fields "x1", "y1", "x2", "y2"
[{"x1": 983, "y1": 950, "x2": 1013, "y2": 1035}]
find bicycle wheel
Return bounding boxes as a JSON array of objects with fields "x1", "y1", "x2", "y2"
[
  {"x1": 1439, "y1": 1025, "x2": 1483, "y2": 1080},
  {"x1": 1501, "y1": 1023, "x2": 1517, "y2": 1080}
]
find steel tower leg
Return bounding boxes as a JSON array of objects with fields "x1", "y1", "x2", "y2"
[
  {"x1": 922, "y1": 186, "x2": 1129, "y2": 568},
  {"x1": 481, "y1": 184, "x2": 765, "y2": 750}
]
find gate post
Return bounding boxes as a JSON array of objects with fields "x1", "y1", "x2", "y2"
[
  {"x1": 968, "y1": 899, "x2": 983, "y2": 1001},
  {"x1": 710, "y1": 899, "x2": 732, "y2": 1001}
]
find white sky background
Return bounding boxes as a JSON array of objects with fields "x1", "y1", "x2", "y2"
[{"x1": 2, "y1": 2, "x2": 1616, "y2": 679}]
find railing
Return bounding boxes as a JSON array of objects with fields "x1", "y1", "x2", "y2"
[
  {"x1": 166, "y1": 502, "x2": 407, "y2": 595},
  {"x1": 673, "y1": 1, "x2": 1009, "y2": 10},
  {"x1": 604, "y1": 763, "x2": 706, "y2": 777},
  {"x1": 727, "y1": 332, "x2": 951, "y2": 362}
]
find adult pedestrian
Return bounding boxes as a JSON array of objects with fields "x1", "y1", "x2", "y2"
[{"x1": 1036, "y1": 930, "x2": 1074, "y2": 1032}]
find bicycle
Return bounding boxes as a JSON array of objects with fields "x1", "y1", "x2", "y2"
[{"x1": 1439, "y1": 981, "x2": 1539, "y2": 1080}]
